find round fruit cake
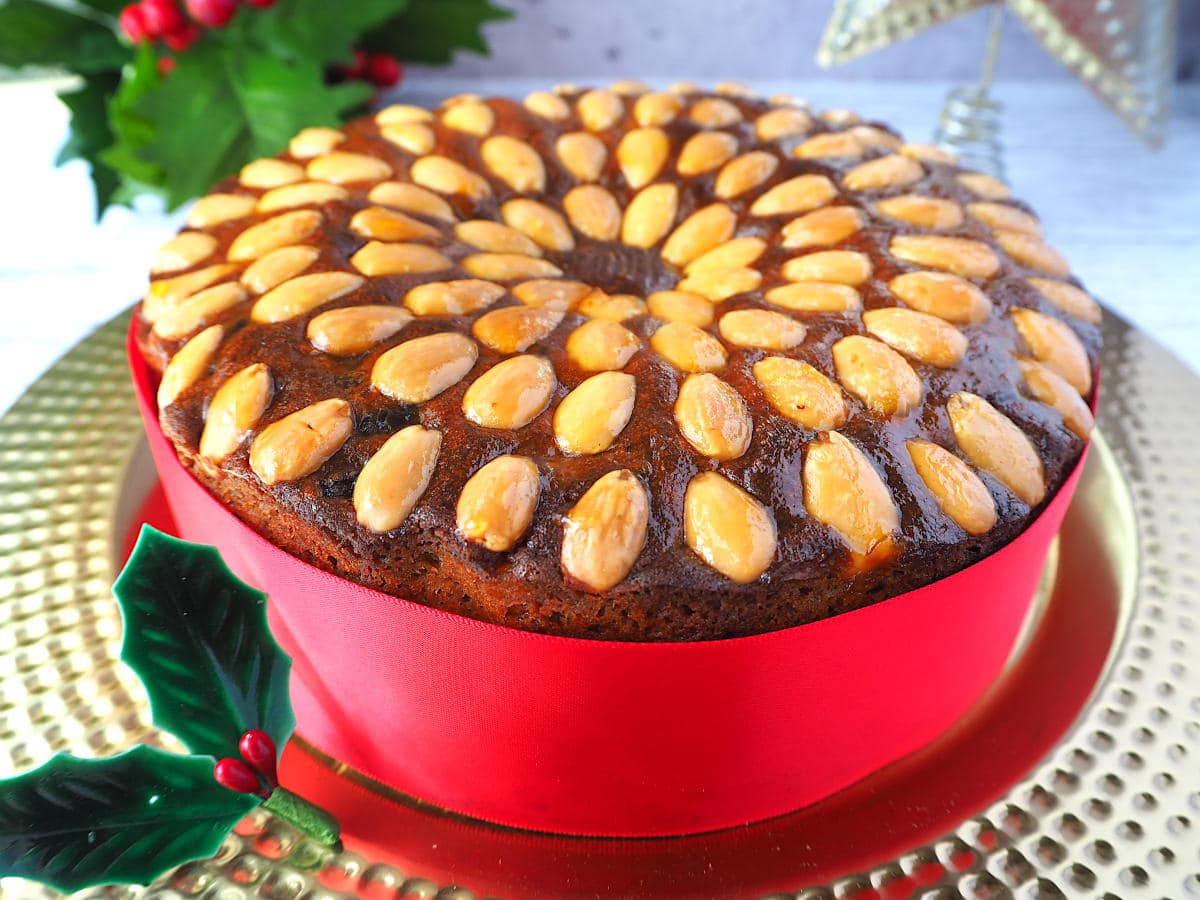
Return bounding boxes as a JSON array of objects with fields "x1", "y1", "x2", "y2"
[{"x1": 134, "y1": 81, "x2": 1100, "y2": 642}]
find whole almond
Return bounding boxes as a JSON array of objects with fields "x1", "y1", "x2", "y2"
[
  {"x1": 719, "y1": 309, "x2": 806, "y2": 350},
  {"x1": 661, "y1": 203, "x2": 737, "y2": 267},
  {"x1": 228, "y1": 210, "x2": 322, "y2": 261},
  {"x1": 289, "y1": 127, "x2": 345, "y2": 159},
  {"x1": 617, "y1": 127, "x2": 670, "y2": 189},
  {"x1": 675, "y1": 267, "x2": 762, "y2": 302},
  {"x1": 714, "y1": 151, "x2": 779, "y2": 199},
  {"x1": 685, "y1": 237, "x2": 767, "y2": 274},
  {"x1": 633, "y1": 91, "x2": 682, "y2": 126},
  {"x1": 307, "y1": 305, "x2": 412, "y2": 356},
  {"x1": 765, "y1": 282, "x2": 861, "y2": 312},
  {"x1": 647, "y1": 291, "x2": 716, "y2": 327},
  {"x1": 755, "y1": 107, "x2": 812, "y2": 141},
  {"x1": 463, "y1": 253, "x2": 562, "y2": 281},
  {"x1": 752, "y1": 356, "x2": 846, "y2": 430},
  {"x1": 250, "y1": 399, "x2": 352, "y2": 485},
  {"x1": 862, "y1": 307, "x2": 968, "y2": 368},
  {"x1": 350, "y1": 207, "x2": 441, "y2": 242},
  {"x1": 457, "y1": 455, "x2": 541, "y2": 551},
  {"x1": 199, "y1": 363, "x2": 273, "y2": 462},
  {"x1": 577, "y1": 291, "x2": 647, "y2": 322},
  {"x1": 906, "y1": 439, "x2": 997, "y2": 535},
  {"x1": 650, "y1": 321, "x2": 728, "y2": 373},
  {"x1": 351, "y1": 242, "x2": 453, "y2": 277},
  {"x1": 947, "y1": 391, "x2": 1045, "y2": 505},
  {"x1": 455, "y1": 220, "x2": 543, "y2": 257},
  {"x1": 554, "y1": 372, "x2": 637, "y2": 454},
  {"x1": 684, "y1": 472, "x2": 777, "y2": 583},
  {"x1": 890, "y1": 235, "x2": 1000, "y2": 279},
  {"x1": 781, "y1": 250, "x2": 871, "y2": 286},
  {"x1": 674, "y1": 373, "x2": 752, "y2": 460},
  {"x1": 780, "y1": 207, "x2": 865, "y2": 249},
  {"x1": 462, "y1": 355, "x2": 556, "y2": 429},
  {"x1": 677, "y1": 131, "x2": 738, "y2": 176},
  {"x1": 563, "y1": 185, "x2": 622, "y2": 241},
  {"x1": 381, "y1": 121, "x2": 436, "y2": 155},
  {"x1": 750, "y1": 174, "x2": 837, "y2": 217},
  {"x1": 239, "y1": 158, "x2": 304, "y2": 189},
  {"x1": 888, "y1": 271, "x2": 991, "y2": 324},
  {"x1": 152, "y1": 232, "x2": 217, "y2": 274},
  {"x1": 354, "y1": 426, "x2": 442, "y2": 533},
  {"x1": 957, "y1": 171, "x2": 1010, "y2": 200},
  {"x1": 804, "y1": 431, "x2": 900, "y2": 568},
  {"x1": 501, "y1": 199, "x2": 575, "y2": 252},
  {"x1": 832, "y1": 335, "x2": 922, "y2": 415},
  {"x1": 306, "y1": 152, "x2": 392, "y2": 185},
  {"x1": 257, "y1": 181, "x2": 348, "y2": 215},
  {"x1": 565, "y1": 319, "x2": 641, "y2": 371},
  {"x1": 524, "y1": 91, "x2": 570, "y2": 121},
  {"x1": 995, "y1": 230, "x2": 1071, "y2": 277},
  {"x1": 187, "y1": 193, "x2": 256, "y2": 228},
  {"x1": 240, "y1": 246, "x2": 320, "y2": 295},
  {"x1": 481, "y1": 135, "x2": 546, "y2": 193},
  {"x1": 555, "y1": 132, "x2": 607, "y2": 182},
  {"x1": 368, "y1": 182, "x2": 457, "y2": 222},
  {"x1": 442, "y1": 99, "x2": 495, "y2": 136},
  {"x1": 875, "y1": 194, "x2": 963, "y2": 230},
  {"x1": 1017, "y1": 358, "x2": 1095, "y2": 439},
  {"x1": 1026, "y1": 278, "x2": 1102, "y2": 325},
  {"x1": 842, "y1": 154, "x2": 924, "y2": 191},
  {"x1": 250, "y1": 272, "x2": 364, "y2": 324},
  {"x1": 576, "y1": 89, "x2": 624, "y2": 131},
  {"x1": 375, "y1": 104, "x2": 433, "y2": 125},
  {"x1": 411, "y1": 155, "x2": 492, "y2": 201},
  {"x1": 689, "y1": 97, "x2": 742, "y2": 127},
  {"x1": 406, "y1": 280, "x2": 504, "y2": 317},
  {"x1": 1010, "y1": 308, "x2": 1092, "y2": 395},
  {"x1": 901, "y1": 142, "x2": 957, "y2": 164},
  {"x1": 513, "y1": 279, "x2": 592, "y2": 310},
  {"x1": 793, "y1": 132, "x2": 864, "y2": 160},
  {"x1": 372, "y1": 333, "x2": 479, "y2": 402},
  {"x1": 473, "y1": 306, "x2": 564, "y2": 353},
  {"x1": 153, "y1": 282, "x2": 248, "y2": 341},
  {"x1": 561, "y1": 470, "x2": 649, "y2": 592},
  {"x1": 144, "y1": 263, "x2": 240, "y2": 323},
  {"x1": 968, "y1": 202, "x2": 1041, "y2": 236},
  {"x1": 621, "y1": 183, "x2": 679, "y2": 248},
  {"x1": 157, "y1": 325, "x2": 223, "y2": 408}
]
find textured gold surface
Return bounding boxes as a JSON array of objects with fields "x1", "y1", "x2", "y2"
[{"x1": 0, "y1": 310, "x2": 1197, "y2": 897}]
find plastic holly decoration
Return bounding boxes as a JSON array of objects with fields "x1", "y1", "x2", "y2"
[{"x1": 0, "y1": 526, "x2": 339, "y2": 891}]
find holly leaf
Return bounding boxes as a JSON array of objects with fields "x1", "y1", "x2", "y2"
[
  {"x1": 246, "y1": 0, "x2": 411, "y2": 65},
  {"x1": 113, "y1": 526, "x2": 294, "y2": 760},
  {"x1": 56, "y1": 71, "x2": 122, "y2": 213},
  {"x1": 0, "y1": 0, "x2": 126, "y2": 74},
  {"x1": 0, "y1": 746, "x2": 257, "y2": 892},
  {"x1": 101, "y1": 42, "x2": 165, "y2": 192},
  {"x1": 368, "y1": 0, "x2": 511, "y2": 64}
]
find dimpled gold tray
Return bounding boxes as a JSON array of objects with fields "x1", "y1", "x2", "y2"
[{"x1": 1, "y1": 309, "x2": 1198, "y2": 899}]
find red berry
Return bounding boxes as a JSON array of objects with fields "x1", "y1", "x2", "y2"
[
  {"x1": 140, "y1": 0, "x2": 185, "y2": 38},
  {"x1": 366, "y1": 54, "x2": 402, "y2": 88},
  {"x1": 186, "y1": 0, "x2": 239, "y2": 28},
  {"x1": 245, "y1": 0, "x2": 278, "y2": 6},
  {"x1": 214, "y1": 758, "x2": 263, "y2": 796},
  {"x1": 344, "y1": 47, "x2": 368, "y2": 80},
  {"x1": 238, "y1": 729, "x2": 279, "y2": 787},
  {"x1": 162, "y1": 21, "x2": 200, "y2": 51},
  {"x1": 119, "y1": 4, "x2": 150, "y2": 43},
  {"x1": 157, "y1": 55, "x2": 175, "y2": 75}
]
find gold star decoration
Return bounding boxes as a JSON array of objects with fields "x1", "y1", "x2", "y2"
[{"x1": 818, "y1": 0, "x2": 1177, "y2": 146}]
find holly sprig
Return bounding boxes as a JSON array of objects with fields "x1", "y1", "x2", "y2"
[
  {"x1": 0, "y1": 0, "x2": 510, "y2": 213},
  {"x1": 0, "y1": 526, "x2": 337, "y2": 891}
]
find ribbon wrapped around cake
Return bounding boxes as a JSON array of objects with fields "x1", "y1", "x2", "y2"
[{"x1": 129, "y1": 325, "x2": 1086, "y2": 838}]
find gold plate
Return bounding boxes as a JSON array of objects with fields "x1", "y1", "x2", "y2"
[{"x1": 1, "y1": 310, "x2": 1197, "y2": 898}]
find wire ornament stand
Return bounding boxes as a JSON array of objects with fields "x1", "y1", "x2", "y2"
[{"x1": 934, "y1": 5, "x2": 1007, "y2": 178}]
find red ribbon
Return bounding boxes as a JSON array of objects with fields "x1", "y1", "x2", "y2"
[{"x1": 129, "y1": 323, "x2": 1085, "y2": 837}]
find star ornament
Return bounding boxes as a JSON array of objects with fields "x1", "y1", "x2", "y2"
[{"x1": 817, "y1": 0, "x2": 1177, "y2": 146}]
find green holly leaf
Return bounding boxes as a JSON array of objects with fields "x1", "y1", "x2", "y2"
[
  {"x1": 101, "y1": 42, "x2": 165, "y2": 192},
  {"x1": 368, "y1": 0, "x2": 511, "y2": 64},
  {"x1": 246, "y1": 0, "x2": 411, "y2": 65},
  {"x1": 114, "y1": 526, "x2": 294, "y2": 760},
  {"x1": 56, "y1": 71, "x2": 122, "y2": 213},
  {"x1": 0, "y1": 0, "x2": 126, "y2": 74},
  {"x1": 0, "y1": 746, "x2": 258, "y2": 892}
]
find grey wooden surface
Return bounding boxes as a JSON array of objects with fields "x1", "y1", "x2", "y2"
[{"x1": 1, "y1": 78, "x2": 1197, "y2": 418}]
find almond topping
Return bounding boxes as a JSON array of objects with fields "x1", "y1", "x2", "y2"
[
  {"x1": 957, "y1": 171, "x2": 1011, "y2": 200},
  {"x1": 889, "y1": 235, "x2": 1000, "y2": 279},
  {"x1": 633, "y1": 91, "x2": 682, "y2": 126},
  {"x1": 462, "y1": 253, "x2": 562, "y2": 281},
  {"x1": 677, "y1": 131, "x2": 738, "y2": 176},
  {"x1": 948, "y1": 391, "x2": 1045, "y2": 505},
  {"x1": 143, "y1": 264, "x2": 239, "y2": 323},
  {"x1": 621, "y1": 183, "x2": 679, "y2": 248},
  {"x1": 650, "y1": 321, "x2": 728, "y2": 373},
  {"x1": 441, "y1": 99, "x2": 494, "y2": 136},
  {"x1": 501, "y1": 199, "x2": 575, "y2": 252},
  {"x1": 481, "y1": 135, "x2": 546, "y2": 193},
  {"x1": 995, "y1": 230, "x2": 1071, "y2": 277},
  {"x1": 689, "y1": 97, "x2": 742, "y2": 127},
  {"x1": 457, "y1": 454, "x2": 540, "y2": 551},
  {"x1": 355, "y1": 426, "x2": 442, "y2": 533},
  {"x1": 577, "y1": 291, "x2": 647, "y2": 322},
  {"x1": 1018, "y1": 358, "x2": 1095, "y2": 439},
  {"x1": 1026, "y1": 277, "x2": 1102, "y2": 325},
  {"x1": 577, "y1": 89, "x2": 624, "y2": 131},
  {"x1": 793, "y1": 132, "x2": 864, "y2": 160},
  {"x1": 152, "y1": 232, "x2": 218, "y2": 274},
  {"x1": 676, "y1": 267, "x2": 762, "y2": 301},
  {"x1": 967, "y1": 202, "x2": 1041, "y2": 236},
  {"x1": 888, "y1": 271, "x2": 991, "y2": 324},
  {"x1": 781, "y1": 250, "x2": 871, "y2": 285},
  {"x1": 753, "y1": 357, "x2": 846, "y2": 430},
  {"x1": 617, "y1": 127, "x2": 670, "y2": 189},
  {"x1": 240, "y1": 245, "x2": 320, "y2": 295},
  {"x1": 565, "y1": 319, "x2": 641, "y2": 371},
  {"x1": 153, "y1": 282, "x2": 248, "y2": 340},
  {"x1": 862, "y1": 307, "x2": 968, "y2": 367},
  {"x1": 513, "y1": 279, "x2": 593, "y2": 310},
  {"x1": 875, "y1": 194, "x2": 964, "y2": 230},
  {"x1": 368, "y1": 182, "x2": 457, "y2": 222},
  {"x1": 555, "y1": 132, "x2": 607, "y2": 182},
  {"x1": 199, "y1": 363, "x2": 273, "y2": 462},
  {"x1": 351, "y1": 242, "x2": 453, "y2": 277},
  {"x1": 250, "y1": 271, "x2": 363, "y2": 324},
  {"x1": 376, "y1": 104, "x2": 433, "y2": 125},
  {"x1": 561, "y1": 470, "x2": 649, "y2": 592},
  {"x1": 719, "y1": 309, "x2": 806, "y2": 350},
  {"x1": 462, "y1": 355, "x2": 556, "y2": 429},
  {"x1": 350, "y1": 207, "x2": 442, "y2": 242},
  {"x1": 455, "y1": 220, "x2": 542, "y2": 257},
  {"x1": 804, "y1": 431, "x2": 900, "y2": 568},
  {"x1": 554, "y1": 372, "x2": 637, "y2": 454},
  {"x1": 239, "y1": 158, "x2": 304, "y2": 189},
  {"x1": 674, "y1": 373, "x2": 752, "y2": 460},
  {"x1": 755, "y1": 107, "x2": 813, "y2": 141},
  {"x1": 765, "y1": 282, "x2": 861, "y2": 312},
  {"x1": 563, "y1": 185, "x2": 622, "y2": 241},
  {"x1": 1010, "y1": 308, "x2": 1092, "y2": 395},
  {"x1": 372, "y1": 333, "x2": 478, "y2": 403},
  {"x1": 524, "y1": 91, "x2": 570, "y2": 120},
  {"x1": 228, "y1": 210, "x2": 322, "y2": 261},
  {"x1": 848, "y1": 125, "x2": 902, "y2": 150},
  {"x1": 250, "y1": 399, "x2": 353, "y2": 485},
  {"x1": 780, "y1": 206, "x2": 866, "y2": 249},
  {"x1": 842, "y1": 154, "x2": 924, "y2": 191},
  {"x1": 473, "y1": 306, "x2": 564, "y2": 353},
  {"x1": 832, "y1": 335, "x2": 922, "y2": 415},
  {"x1": 661, "y1": 203, "x2": 737, "y2": 267},
  {"x1": 405, "y1": 280, "x2": 505, "y2": 316},
  {"x1": 157, "y1": 324, "x2": 223, "y2": 408},
  {"x1": 901, "y1": 143, "x2": 957, "y2": 164},
  {"x1": 714, "y1": 151, "x2": 779, "y2": 199},
  {"x1": 306, "y1": 152, "x2": 391, "y2": 185},
  {"x1": 647, "y1": 290, "x2": 716, "y2": 327},
  {"x1": 685, "y1": 237, "x2": 767, "y2": 274},
  {"x1": 749, "y1": 174, "x2": 838, "y2": 217},
  {"x1": 289, "y1": 127, "x2": 345, "y2": 159},
  {"x1": 907, "y1": 440, "x2": 997, "y2": 535},
  {"x1": 187, "y1": 193, "x2": 255, "y2": 228},
  {"x1": 257, "y1": 181, "x2": 349, "y2": 213},
  {"x1": 822, "y1": 109, "x2": 862, "y2": 126},
  {"x1": 307, "y1": 305, "x2": 412, "y2": 355},
  {"x1": 684, "y1": 472, "x2": 776, "y2": 583},
  {"x1": 411, "y1": 155, "x2": 492, "y2": 201}
]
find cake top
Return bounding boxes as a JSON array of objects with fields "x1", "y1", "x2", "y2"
[{"x1": 139, "y1": 81, "x2": 1099, "y2": 632}]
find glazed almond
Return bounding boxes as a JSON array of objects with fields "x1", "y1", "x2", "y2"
[
  {"x1": 563, "y1": 185, "x2": 622, "y2": 241},
  {"x1": 251, "y1": 272, "x2": 364, "y2": 324},
  {"x1": 288, "y1": 126, "x2": 344, "y2": 159},
  {"x1": 781, "y1": 250, "x2": 871, "y2": 286},
  {"x1": 633, "y1": 91, "x2": 682, "y2": 126},
  {"x1": 239, "y1": 158, "x2": 303, "y2": 189},
  {"x1": 152, "y1": 232, "x2": 217, "y2": 274},
  {"x1": 755, "y1": 106, "x2": 812, "y2": 141},
  {"x1": 1026, "y1": 277, "x2": 1102, "y2": 325},
  {"x1": 561, "y1": 470, "x2": 649, "y2": 592},
  {"x1": 481, "y1": 135, "x2": 546, "y2": 193},
  {"x1": 355, "y1": 426, "x2": 442, "y2": 532},
  {"x1": 565, "y1": 319, "x2": 641, "y2": 371},
  {"x1": 617, "y1": 127, "x2": 670, "y2": 189},
  {"x1": 832, "y1": 335, "x2": 922, "y2": 415},
  {"x1": 144, "y1": 263, "x2": 239, "y2": 323},
  {"x1": 554, "y1": 372, "x2": 637, "y2": 454},
  {"x1": 463, "y1": 253, "x2": 562, "y2": 281},
  {"x1": 457, "y1": 455, "x2": 541, "y2": 551},
  {"x1": 906, "y1": 440, "x2": 997, "y2": 535},
  {"x1": 524, "y1": 90, "x2": 570, "y2": 121},
  {"x1": 750, "y1": 174, "x2": 837, "y2": 217},
  {"x1": 967, "y1": 202, "x2": 1041, "y2": 236},
  {"x1": 577, "y1": 89, "x2": 624, "y2": 131},
  {"x1": 442, "y1": 99, "x2": 495, "y2": 136},
  {"x1": 714, "y1": 151, "x2": 779, "y2": 199},
  {"x1": 368, "y1": 182, "x2": 456, "y2": 222},
  {"x1": 306, "y1": 152, "x2": 391, "y2": 184},
  {"x1": 647, "y1": 291, "x2": 716, "y2": 327},
  {"x1": 472, "y1": 306, "x2": 564, "y2": 353},
  {"x1": 351, "y1": 207, "x2": 441, "y2": 242},
  {"x1": 995, "y1": 230, "x2": 1071, "y2": 277},
  {"x1": 685, "y1": 237, "x2": 767, "y2": 274},
  {"x1": 1018, "y1": 358, "x2": 1095, "y2": 439},
  {"x1": 862, "y1": 307, "x2": 968, "y2": 368},
  {"x1": 780, "y1": 207, "x2": 865, "y2": 249},
  {"x1": 675, "y1": 267, "x2": 762, "y2": 302},
  {"x1": 875, "y1": 195, "x2": 963, "y2": 230},
  {"x1": 577, "y1": 291, "x2": 647, "y2": 322},
  {"x1": 752, "y1": 357, "x2": 846, "y2": 430},
  {"x1": 677, "y1": 131, "x2": 738, "y2": 176},
  {"x1": 250, "y1": 399, "x2": 352, "y2": 485},
  {"x1": 793, "y1": 131, "x2": 863, "y2": 160},
  {"x1": 765, "y1": 282, "x2": 861, "y2": 313},
  {"x1": 803, "y1": 431, "x2": 900, "y2": 567},
  {"x1": 1011, "y1": 308, "x2": 1092, "y2": 395},
  {"x1": 372, "y1": 333, "x2": 479, "y2": 403},
  {"x1": 674, "y1": 373, "x2": 753, "y2": 460},
  {"x1": 153, "y1": 282, "x2": 248, "y2": 340},
  {"x1": 650, "y1": 321, "x2": 728, "y2": 373},
  {"x1": 199, "y1": 363, "x2": 273, "y2": 462},
  {"x1": 375, "y1": 104, "x2": 432, "y2": 125},
  {"x1": 888, "y1": 271, "x2": 991, "y2": 324},
  {"x1": 258, "y1": 182, "x2": 348, "y2": 213},
  {"x1": 501, "y1": 200, "x2": 575, "y2": 252},
  {"x1": 405, "y1": 280, "x2": 504, "y2": 317},
  {"x1": 957, "y1": 171, "x2": 1011, "y2": 200},
  {"x1": 187, "y1": 193, "x2": 255, "y2": 228},
  {"x1": 661, "y1": 204, "x2": 737, "y2": 267},
  {"x1": 228, "y1": 210, "x2": 322, "y2": 261},
  {"x1": 689, "y1": 96, "x2": 742, "y2": 127},
  {"x1": 843, "y1": 154, "x2": 923, "y2": 191},
  {"x1": 381, "y1": 122, "x2": 436, "y2": 155},
  {"x1": 455, "y1": 220, "x2": 542, "y2": 257},
  {"x1": 462, "y1": 355, "x2": 556, "y2": 429},
  {"x1": 947, "y1": 391, "x2": 1045, "y2": 505},
  {"x1": 889, "y1": 235, "x2": 1000, "y2": 279},
  {"x1": 350, "y1": 240, "x2": 452, "y2": 275},
  {"x1": 621, "y1": 183, "x2": 679, "y2": 248},
  {"x1": 307, "y1": 305, "x2": 412, "y2": 355},
  {"x1": 411, "y1": 155, "x2": 491, "y2": 200},
  {"x1": 718, "y1": 309, "x2": 806, "y2": 351},
  {"x1": 555, "y1": 132, "x2": 607, "y2": 182},
  {"x1": 684, "y1": 472, "x2": 776, "y2": 583},
  {"x1": 157, "y1": 325, "x2": 223, "y2": 407}
]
